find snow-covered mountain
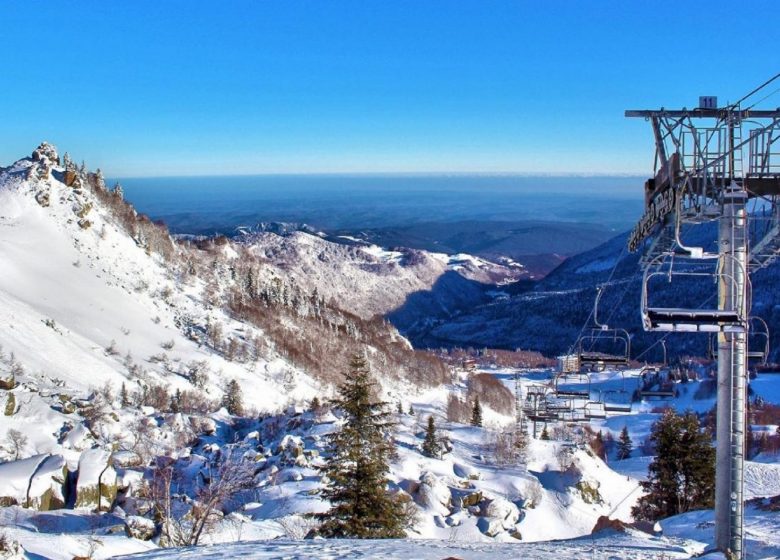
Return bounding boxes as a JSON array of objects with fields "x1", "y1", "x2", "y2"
[
  {"x1": 237, "y1": 229, "x2": 525, "y2": 340},
  {"x1": 2, "y1": 143, "x2": 779, "y2": 560}
]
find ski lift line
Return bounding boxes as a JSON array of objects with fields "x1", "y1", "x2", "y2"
[
  {"x1": 745, "y1": 86, "x2": 780, "y2": 113},
  {"x1": 731, "y1": 72, "x2": 780, "y2": 112}
]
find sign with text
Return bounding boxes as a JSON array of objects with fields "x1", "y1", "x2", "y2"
[
  {"x1": 628, "y1": 185, "x2": 676, "y2": 252},
  {"x1": 699, "y1": 96, "x2": 718, "y2": 110}
]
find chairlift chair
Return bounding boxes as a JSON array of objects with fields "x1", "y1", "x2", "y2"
[
  {"x1": 747, "y1": 316, "x2": 770, "y2": 366},
  {"x1": 641, "y1": 252, "x2": 747, "y2": 333},
  {"x1": 576, "y1": 285, "x2": 632, "y2": 369},
  {"x1": 553, "y1": 371, "x2": 591, "y2": 399}
]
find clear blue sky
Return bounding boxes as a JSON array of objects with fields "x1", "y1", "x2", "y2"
[{"x1": 1, "y1": 1, "x2": 777, "y2": 176}]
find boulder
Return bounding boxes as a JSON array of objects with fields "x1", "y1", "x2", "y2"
[
  {"x1": 480, "y1": 495, "x2": 520, "y2": 526},
  {"x1": 0, "y1": 375, "x2": 16, "y2": 390},
  {"x1": 275, "y1": 434, "x2": 307, "y2": 467},
  {"x1": 414, "y1": 471, "x2": 451, "y2": 516},
  {"x1": 34, "y1": 190, "x2": 50, "y2": 207},
  {"x1": 476, "y1": 496, "x2": 520, "y2": 537},
  {"x1": 27, "y1": 454, "x2": 68, "y2": 510},
  {"x1": 592, "y1": 515, "x2": 627, "y2": 534},
  {"x1": 458, "y1": 489, "x2": 483, "y2": 509},
  {"x1": 0, "y1": 454, "x2": 68, "y2": 511},
  {"x1": 74, "y1": 448, "x2": 117, "y2": 511},
  {"x1": 476, "y1": 516, "x2": 504, "y2": 537},
  {"x1": 4, "y1": 393, "x2": 17, "y2": 416}
]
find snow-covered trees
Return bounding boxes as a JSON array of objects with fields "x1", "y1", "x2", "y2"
[
  {"x1": 421, "y1": 415, "x2": 441, "y2": 458},
  {"x1": 316, "y1": 354, "x2": 409, "y2": 538},
  {"x1": 632, "y1": 409, "x2": 715, "y2": 521}
]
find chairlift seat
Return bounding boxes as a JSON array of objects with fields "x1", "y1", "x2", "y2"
[
  {"x1": 554, "y1": 389, "x2": 590, "y2": 399},
  {"x1": 644, "y1": 307, "x2": 745, "y2": 333},
  {"x1": 639, "y1": 390, "x2": 675, "y2": 398},
  {"x1": 604, "y1": 404, "x2": 632, "y2": 413},
  {"x1": 579, "y1": 352, "x2": 630, "y2": 366}
]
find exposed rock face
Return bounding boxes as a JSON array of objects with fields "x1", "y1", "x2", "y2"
[{"x1": 63, "y1": 170, "x2": 78, "y2": 187}]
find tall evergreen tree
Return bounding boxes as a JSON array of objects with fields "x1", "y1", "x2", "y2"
[
  {"x1": 222, "y1": 379, "x2": 244, "y2": 416},
  {"x1": 540, "y1": 425, "x2": 550, "y2": 440},
  {"x1": 617, "y1": 426, "x2": 633, "y2": 460},
  {"x1": 470, "y1": 396, "x2": 483, "y2": 427},
  {"x1": 316, "y1": 354, "x2": 408, "y2": 538},
  {"x1": 119, "y1": 382, "x2": 130, "y2": 408},
  {"x1": 422, "y1": 415, "x2": 442, "y2": 458},
  {"x1": 632, "y1": 409, "x2": 715, "y2": 521}
]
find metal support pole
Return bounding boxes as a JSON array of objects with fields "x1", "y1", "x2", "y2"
[{"x1": 715, "y1": 193, "x2": 748, "y2": 558}]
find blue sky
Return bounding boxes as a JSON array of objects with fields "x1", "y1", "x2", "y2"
[{"x1": 0, "y1": 1, "x2": 777, "y2": 176}]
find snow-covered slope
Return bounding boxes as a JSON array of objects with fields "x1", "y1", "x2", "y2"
[{"x1": 0, "y1": 144, "x2": 317, "y2": 410}]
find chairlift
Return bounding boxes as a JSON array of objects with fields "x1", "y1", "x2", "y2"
[
  {"x1": 577, "y1": 286, "x2": 632, "y2": 368},
  {"x1": 638, "y1": 364, "x2": 676, "y2": 398},
  {"x1": 584, "y1": 401, "x2": 607, "y2": 419},
  {"x1": 747, "y1": 316, "x2": 770, "y2": 366},
  {"x1": 600, "y1": 370, "x2": 635, "y2": 413},
  {"x1": 553, "y1": 372, "x2": 591, "y2": 399},
  {"x1": 641, "y1": 252, "x2": 747, "y2": 333}
]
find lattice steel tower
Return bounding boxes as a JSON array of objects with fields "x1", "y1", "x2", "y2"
[{"x1": 626, "y1": 77, "x2": 780, "y2": 559}]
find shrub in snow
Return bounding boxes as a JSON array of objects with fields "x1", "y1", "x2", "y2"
[{"x1": 0, "y1": 533, "x2": 25, "y2": 560}]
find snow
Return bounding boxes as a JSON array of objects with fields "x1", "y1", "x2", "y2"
[{"x1": 113, "y1": 533, "x2": 697, "y2": 559}]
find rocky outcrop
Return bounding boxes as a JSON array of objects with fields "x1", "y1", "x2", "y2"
[{"x1": 592, "y1": 515, "x2": 627, "y2": 534}]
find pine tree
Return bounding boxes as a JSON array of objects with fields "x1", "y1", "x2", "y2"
[
  {"x1": 408, "y1": 403, "x2": 414, "y2": 416},
  {"x1": 470, "y1": 396, "x2": 483, "y2": 427},
  {"x1": 311, "y1": 396, "x2": 321, "y2": 413},
  {"x1": 540, "y1": 425, "x2": 550, "y2": 440},
  {"x1": 632, "y1": 409, "x2": 715, "y2": 521},
  {"x1": 170, "y1": 388, "x2": 182, "y2": 413},
  {"x1": 617, "y1": 425, "x2": 633, "y2": 460},
  {"x1": 316, "y1": 354, "x2": 408, "y2": 538},
  {"x1": 222, "y1": 379, "x2": 244, "y2": 416},
  {"x1": 119, "y1": 382, "x2": 130, "y2": 408},
  {"x1": 397, "y1": 401, "x2": 403, "y2": 414},
  {"x1": 422, "y1": 415, "x2": 442, "y2": 458}
]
